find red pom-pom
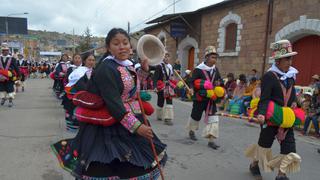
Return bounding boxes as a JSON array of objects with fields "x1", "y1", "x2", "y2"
[
  {"x1": 157, "y1": 80, "x2": 165, "y2": 91},
  {"x1": 169, "y1": 80, "x2": 178, "y2": 89},
  {"x1": 194, "y1": 79, "x2": 201, "y2": 90},
  {"x1": 74, "y1": 106, "x2": 117, "y2": 126},
  {"x1": 73, "y1": 91, "x2": 105, "y2": 109},
  {"x1": 141, "y1": 101, "x2": 154, "y2": 116},
  {"x1": 49, "y1": 72, "x2": 55, "y2": 80}
]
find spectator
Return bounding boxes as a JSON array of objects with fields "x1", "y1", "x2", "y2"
[
  {"x1": 247, "y1": 69, "x2": 260, "y2": 81},
  {"x1": 302, "y1": 91, "x2": 320, "y2": 137},
  {"x1": 228, "y1": 74, "x2": 247, "y2": 114},
  {"x1": 252, "y1": 80, "x2": 261, "y2": 99},
  {"x1": 244, "y1": 77, "x2": 258, "y2": 97},
  {"x1": 233, "y1": 74, "x2": 247, "y2": 99},
  {"x1": 310, "y1": 74, "x2": 320, "y2": 90},
  {"x1": 173, "y1": 59, "x2": 181, "y2": 74},
  {"x1": 225, "y1": 73, "x2": 237, "y2": 99},
  {"x1": 242, "y1": 77, "x2": 259, "y2": 115}
]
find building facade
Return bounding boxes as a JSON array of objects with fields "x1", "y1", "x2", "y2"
[{"x1": 142, "y1": 0, "x2": 320, "y2": 85}]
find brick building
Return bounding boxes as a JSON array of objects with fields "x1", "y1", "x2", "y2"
[{"x1": 141, "y1": 0, "x2": 320, "y2": 85}]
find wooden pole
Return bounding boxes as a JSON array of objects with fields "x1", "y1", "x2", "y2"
[
  {"x1": 216, "y1": 112, "x2": 259, "y2": 123},
  {"x1": 173, "y1": 69, "x2": 191, "y2": 92},
  {"x1": 137, "y1": 93, "x2": 165, "y2": 180}
]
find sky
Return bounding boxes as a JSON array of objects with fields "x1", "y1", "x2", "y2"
[{"x1": 0, "y1": 0, "x2": 224, "y2": 37}]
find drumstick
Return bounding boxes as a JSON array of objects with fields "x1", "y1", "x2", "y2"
[
  {"x1": 173, "y1": 69, "x2": 191, "y2": 92},
  {"x1": 216, "y1": 112, "x2": 259, "y2": 123},
  {"x1": 137, "y1": 93, "x2": 165, "y2": 180}
]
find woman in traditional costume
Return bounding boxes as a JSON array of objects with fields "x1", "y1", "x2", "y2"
[
  {"x1": 52, "y1": 28, "x2": 167, "y2": 180},
  {"x1": 62, "y1": 53, "x2": 93, "y2": 132},
  {"x1": 54, "y1": 54, "x2": 69, "y2": 98}
]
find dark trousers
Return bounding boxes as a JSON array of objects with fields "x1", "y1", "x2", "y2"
[
  {"x1": 303, "y1": 116, "x2": 320, "y2": 134},
  {"x1": 0, "y1": 81, "x2": 15, "y2": 93},
  {"x1": 53, "y1": 79, "x2": 58, "y2": 89},
  {"x1": 54, "y1": 80, "x2": 64, "y2": 93},
  {"x1": 191, "y1": 100, "x2": 217, "y2": 121},
  {"x1": 157, "y1": 91, "x2": 172, "y2": 107},
  {"x1": 20, "y1": 74, "x2": 26, "y2": 81},
  {"x1": 258, "y1": 126, "x2": 296, "y2": 154}
]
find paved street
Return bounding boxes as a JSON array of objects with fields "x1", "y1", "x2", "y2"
[{"x1": 0, "y1": 78, "x2": 320, "y2": 180}]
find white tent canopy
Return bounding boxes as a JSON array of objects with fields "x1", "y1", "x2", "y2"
[{"x1": 39, "y1": 51, "x2": 62, "y2": 56}]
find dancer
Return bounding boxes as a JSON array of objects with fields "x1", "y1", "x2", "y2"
[
  {"x1": 245, "y1": 40, "x2": 301, "y2": 180},
  {"x1": 52, "y1": 28, "x2": 167, "y2": 179},
  {"x1": 186, "y1": 46, "x2": 223, "y2": 149},
  {"x1": 153, "y1": 52, "x2": 175, "y2": 125},
  {"x1": 0, "y1": 43, "x2": 20, "y2": 107},
  {"x1": 16, "y1": 53, "x2": 30, "y2": 92}
]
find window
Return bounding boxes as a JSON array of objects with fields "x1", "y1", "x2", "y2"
[
  {"x1": 225, "y1": 23, "x2": 237, "y2": 51},
  {"x1": 217, "y1": 11, "x2": 242, "y2": 56}
]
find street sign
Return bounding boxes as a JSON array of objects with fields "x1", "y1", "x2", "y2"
[{"x1": 170, "y1": 22, "x2": 186, "y2": 38}]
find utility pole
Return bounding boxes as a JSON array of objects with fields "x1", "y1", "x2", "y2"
[
  {"x1": 72, "y1": 28, "x2": 75, "y2": 55},
  {"x1": 173, "y1": 0, "x2": 176, "y2": 14},
  {"x1": 127, "y1": 22, "x2": 130, "y2": 34}
]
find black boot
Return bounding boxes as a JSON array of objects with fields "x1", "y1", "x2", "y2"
[
  {"x1": 8, "y1": 98, "x2": 13, "y2": 107},
  {"x1": 275, "y1": 175, "x2": 289, "y2": 180},
  {"x1": 1, "y1": 98, "x2": 6, "y2": 105},
  {"x1": 249, "y1": 163, "x2": 262, "y2": 179},
  {"x1": 208, "y1": 141, "x2": 220, "y2": 150},
  {"x1": 189, "y1": 130, "x2": 197, "y2": 141}
]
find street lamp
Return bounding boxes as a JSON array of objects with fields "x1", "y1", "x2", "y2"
[{"x1": 5, "y1": 12, "x2": 29, "y2": 35}]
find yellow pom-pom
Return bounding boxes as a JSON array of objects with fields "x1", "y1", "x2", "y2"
[
  {"x1": 206, "y1": 89, "x2": 214, "y2": 98},
  {"x1": 214, "y1": 86, "x2": 225, "y2": 98},
  {"x1": 177, "y1": 81, "x2": 184, "y2": 88},
  {"x1": 281, "y1": 107, "x2": 295, "y2": 128},
  {"x1": 250, "y1": 98, "x2": 260, "y2": 109},
  {"x1": 8, "y1": 71, "x2": 12, "y2": 77}
]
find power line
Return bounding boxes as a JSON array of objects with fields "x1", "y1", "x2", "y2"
[
  {"x1": 130, "y1": 0, "x2": 183, "y2": 32},
  {"x1": 87, "y1": 0, "x2": 112, "y2": 32}
]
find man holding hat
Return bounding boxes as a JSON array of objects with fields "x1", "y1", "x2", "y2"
[
  {"x1": 16, "y1": 53, "x2": 30, "y2": 92},
  {"x1": 0, "y1": 43, "x2": 20, "y2": 107},
  {"x1": 153, "y1": 52, "x2": 175, "y2": 125},
  {"x1": 186, "y1": 45, "x2": 222, "y2": 150},
  {"x1": 245, "y1": 39, "x2": 301, "y2": 180}
]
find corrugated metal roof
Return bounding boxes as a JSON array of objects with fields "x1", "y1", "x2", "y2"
[{"x1": 146, "y1": 0, "x2": 247, "y2": 24}]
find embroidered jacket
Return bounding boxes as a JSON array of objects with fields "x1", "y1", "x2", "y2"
[
  {"x1": 87, "y1": 57, "x2": 148, "y2": 133},
  {"x1": 0, "y1": 55, "x2": 20, "y2": 80}
]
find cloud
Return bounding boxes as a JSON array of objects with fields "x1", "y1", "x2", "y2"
[{"x1": 0, "y1": 0, "x2": 223, "y2": 36}]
